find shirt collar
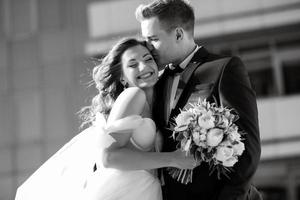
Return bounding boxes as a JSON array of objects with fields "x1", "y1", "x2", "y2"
[{"x1": 179, "y1": 45, "x2": 201, "y2": 70}]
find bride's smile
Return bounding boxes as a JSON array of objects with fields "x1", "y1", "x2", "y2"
[
  {"x1": 121, "y1": 44, "x2": 158, "y2": 88},
  {"x1": 137, "y1": 71, "x2": 154, "y2": 80}
]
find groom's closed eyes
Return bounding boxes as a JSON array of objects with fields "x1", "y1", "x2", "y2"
[{"x1": 146, "y1": 36, "x2": 159, "y2": 43}]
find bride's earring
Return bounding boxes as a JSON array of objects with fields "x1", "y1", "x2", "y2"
[
  {"x1": 120, "y1": 79, "x2": 129, "y2": 89},
  {"x1": 123, "y1": 82, "x2": 129, "y2": 89}
]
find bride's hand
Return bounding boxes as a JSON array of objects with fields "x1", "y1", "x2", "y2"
[{"x1": 170, "y1": 150, "x2": 197, "y2": 169}]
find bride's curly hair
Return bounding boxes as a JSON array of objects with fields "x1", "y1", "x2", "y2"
[{"x1": 79, "y1": 37, "x2": 157, "y2": 128}]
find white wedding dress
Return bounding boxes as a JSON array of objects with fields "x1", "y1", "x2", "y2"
[{"x1": 15, "y1": 113, "x2": 162, "y2": 200}]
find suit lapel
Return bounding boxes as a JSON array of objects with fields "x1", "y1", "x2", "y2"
[
  {"x1": 170, "y1": 62, "x2": 200, "y2": 120},
  {"x1": 164, "y1": 75, "x2": 174, "y2": 123},
  {"x1": 170, "y1": 47, "x2": 209, "y2": 120},
  {"x1": 160, "y1": 47, "x2": 210, "y2": 125},
  {"x1": 180, "y1": 62, "x2": 199, "y2": 94}
]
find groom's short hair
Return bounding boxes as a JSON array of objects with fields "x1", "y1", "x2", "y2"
[{"x1": 135, "y1": 0, "x2": 195, "y2": 35}]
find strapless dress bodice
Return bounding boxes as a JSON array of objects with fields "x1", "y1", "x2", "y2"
[{"x1": 102, "y1": 115, "x2": 158, "y2": 152}]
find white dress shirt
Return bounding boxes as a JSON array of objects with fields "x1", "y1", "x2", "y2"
[{"x1": 169, "y1": 45, "x2": 201, "y2": 111}]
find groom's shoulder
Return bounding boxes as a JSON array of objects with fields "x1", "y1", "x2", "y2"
[
  {"x1": 191, "y1": 52, "x2": 239, "y2": 83},
  {"x1": 194, "y1": 48, "x2": 230, "y2": 68},
  {"x1": 205, "y1": 51, "x2": 231, "y2": 64},
  {"x1": 193, "y1": 54, "x2": 230, "y2": 75},
  {"x1": 197, "y1": 48, "x2": 245, "y2": 71},
  {"x1": 203, "y1": 48, "x2": 243, "y2": 65}
]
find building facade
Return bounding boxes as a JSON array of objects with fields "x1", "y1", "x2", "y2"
[{"x1": 0, "y1": 0, "x2": 300, "y2": 199}]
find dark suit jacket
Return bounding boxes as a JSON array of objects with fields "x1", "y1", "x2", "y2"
[{"x1": 153, "y1": 47, "x2": 262, "y2": 200}]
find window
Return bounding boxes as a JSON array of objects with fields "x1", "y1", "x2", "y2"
[
  {"x1": 297, "y1": 185, "x2": 300, "y2": 200},
  {"x1": 244, "y1": 57, "x2": 276, "y2": 98},
  {"x1": 248, "y1": 68, "x2": 275, "y2": 97},
  {"x1": 282, "y1": 60, "x2": 300, "y2": 95}
]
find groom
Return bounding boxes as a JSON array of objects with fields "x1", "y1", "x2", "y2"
[{"x1": 136, "y1": 0, "x2": 262, "y2": 199}]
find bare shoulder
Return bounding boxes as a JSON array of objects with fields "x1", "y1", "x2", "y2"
[
  {"x1": 119, "y1": 87, "x2": 146, "y2": 102},
  {"x1": 116, "y1": 87, "x2": 146, "y2": 109},
  {"x1": 108, "y1": 87, "x2": 146, "y2": 123}
]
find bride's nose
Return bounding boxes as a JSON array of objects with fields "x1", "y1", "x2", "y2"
[{"x1": 138, "y1": 61, "x2": 148, "y2": 71}]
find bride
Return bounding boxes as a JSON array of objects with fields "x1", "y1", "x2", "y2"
[{"x1": 15, "y1": 37, "x2": 196, "y2": 200}]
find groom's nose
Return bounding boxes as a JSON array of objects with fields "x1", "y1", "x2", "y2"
[{"x1": 145, "y1": 41, "x2": 154, "y2": 50}]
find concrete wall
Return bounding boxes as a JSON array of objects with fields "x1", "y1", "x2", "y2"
[
  {"x1": 0, "y1": 0, "x2": 90, "y2": 199},
  {"x1": 86, "y1": 0, "x2": 300, "y2": 54}
]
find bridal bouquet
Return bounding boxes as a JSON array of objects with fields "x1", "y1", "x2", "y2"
[{"x1": 168, "y1": 99, "x2": 245, "y2": 184}]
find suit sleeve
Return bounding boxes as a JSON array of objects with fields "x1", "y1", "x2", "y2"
[{"x1": 217, "y1": 57, "x2": 261, "y2": 200}]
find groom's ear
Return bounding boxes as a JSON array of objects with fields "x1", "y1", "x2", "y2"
[{"x1": 175, "y1": 28, "x2": 184, "y2": 41}]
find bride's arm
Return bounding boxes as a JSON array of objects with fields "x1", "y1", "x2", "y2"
[
  {"x1": 105, "y1": 87, "x2": 146, "y2": 147},
  {"x1": 102, "y1": 87, "x2": 195, "y2": 170},
  {"x1": 103, "y1": 145, "x2": 194, "y2": 170}
]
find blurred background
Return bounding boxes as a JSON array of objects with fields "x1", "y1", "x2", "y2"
[{"x1": 0, "y1": 0, "x2": 300, "y2": 199}]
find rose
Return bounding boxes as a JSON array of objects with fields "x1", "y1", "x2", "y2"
[
  {"x1": 227, "y1": 125, "x2": 241, "y2": 141},
  {"x1": 199, "y1": 128, "x2": 208, "y2": 135},
  {"x1": 192, "y1": 131, "x2": 206, "y2": 146},
  {"x1": 233, "y1": 141, "x2": 245, "y2": 156},
  {"x1": 214, "y1": 146, "x2": 233, "y2": 162},
  {"x1": 175, "y1": 111, "x2": 193, "y2": 126},
  {"x1": 223, "y1": 157, "x2": 238, "y2": 167},
  {"x1": 174, "y1": 111, "x2": 194, "y2": 131},
  {"x1": 199, "y1": 133, "x2": 206, "y2": 141},
  {"x1": 189, "y1": 106, "x2": 206, "y2": 116},
  {"x1": 206, "y1": 128, "x2": 224, "y2": 147},
  {"x1": 197, "y1": 110, "x2": 215, "y2": 129},
  {"x1": 214, "y1": 145, "x2": 237, "y2": 167}
]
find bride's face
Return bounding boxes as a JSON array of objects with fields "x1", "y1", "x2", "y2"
[{"x1": 121, "y1": 45, "x2": 158, "y2": 89}]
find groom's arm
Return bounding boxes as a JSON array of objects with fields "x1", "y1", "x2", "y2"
[{"x1": 217, "y1": 57, "x2": 261, "y2": 200}]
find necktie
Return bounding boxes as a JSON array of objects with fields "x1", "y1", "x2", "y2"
[
  {"x1": 164, "y1": 64, "x2": 184, "y2": 76},
  {"x1": 167, "y1": 64, "x2": 186, "y2": 110}
]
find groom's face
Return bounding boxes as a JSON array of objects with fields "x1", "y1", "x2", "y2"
[{"x1": 141, "y1": 17, "x2": 178, "y2": 67}]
